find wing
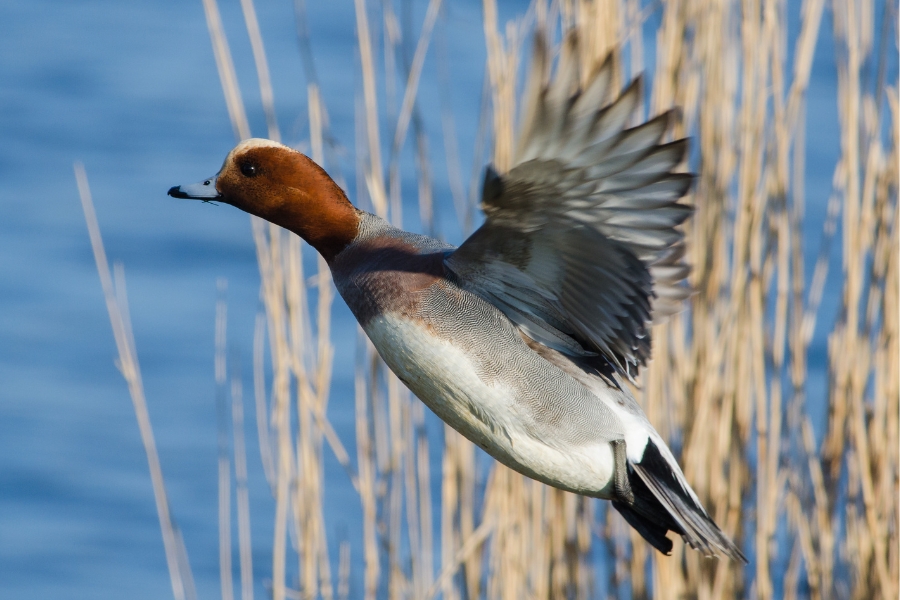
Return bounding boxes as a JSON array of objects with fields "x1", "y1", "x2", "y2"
[{"x1": 445, "y1": 30, "x2": 693, "y2": 379}]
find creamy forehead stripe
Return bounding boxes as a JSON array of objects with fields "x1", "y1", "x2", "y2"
[{"x1": 232, "y1": 138, "x2": 291, "y2": 153}]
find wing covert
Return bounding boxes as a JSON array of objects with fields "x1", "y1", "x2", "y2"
[{"x1": 446, "y1": 30, "x2": 693, "y2": 378}]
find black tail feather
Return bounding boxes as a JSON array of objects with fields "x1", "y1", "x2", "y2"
[
  {"x1": 615, "y1": 439, "x2": 747, "y2": 563},
  {"x1": 612, "y1": 500, "x2": 674, "y2": 555}
]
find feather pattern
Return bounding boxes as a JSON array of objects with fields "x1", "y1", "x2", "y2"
[
  {"x1": 615, "y1": 439, "x2": 747, "y2": 561},
  {"x1": 176, "y1": 34, "x2": 746, "y2": 560},
  {"x1": 446, "y1": 30, "x2": 693, "y2": 378}
]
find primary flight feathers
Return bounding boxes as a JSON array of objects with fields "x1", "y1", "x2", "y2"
[{"x1": 449, "y1": 31, "x2": 693, "y2": 380}]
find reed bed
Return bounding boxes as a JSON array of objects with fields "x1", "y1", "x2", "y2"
[{"x1": 83, "y1": 0, "x2": 897, "y2": 597}]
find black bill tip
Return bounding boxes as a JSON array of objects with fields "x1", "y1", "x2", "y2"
[{"x1": 167, "y1": 185, "x2": 189, "y2": 199}]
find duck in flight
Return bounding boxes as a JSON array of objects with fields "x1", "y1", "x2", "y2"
[{"x1": 169, "y1": 31, "x2": 745, "y2": 561}]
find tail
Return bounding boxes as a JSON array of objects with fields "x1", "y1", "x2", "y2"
[{"x1": 612, "y1": 438, "x2": 747, "y2": 563}]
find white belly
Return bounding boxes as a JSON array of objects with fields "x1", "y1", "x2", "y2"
[{"x1": 363, "y1": 314, "x2": 616, "y2": 497}]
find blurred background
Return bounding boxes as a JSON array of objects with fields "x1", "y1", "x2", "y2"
[{"x1": 0, "y1": 0, "x2": 896, "y2": 599}]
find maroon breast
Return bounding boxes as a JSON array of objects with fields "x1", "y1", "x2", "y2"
[{"x1": 332, "y1": 235, "x2": 449, "y2": 328}]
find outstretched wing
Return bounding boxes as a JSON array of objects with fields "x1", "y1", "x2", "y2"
[{"x1": 445, "y1": 31, "x2": 693, "y2": 379}]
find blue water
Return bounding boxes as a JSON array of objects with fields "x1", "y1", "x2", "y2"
[
  {"x1": 0, "y1": 0, "x2": 888, "y2": 597},
  {"x1": 0, "y1": 1, "x2": 493, "y2": 597}
]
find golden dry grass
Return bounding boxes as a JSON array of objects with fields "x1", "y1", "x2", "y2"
[{"x1": 82, "y1": 0, "x2": 898, "y2": 598}]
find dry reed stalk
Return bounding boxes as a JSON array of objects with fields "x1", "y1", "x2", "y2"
[
  {"x1": 77, "y1": 164, "x2": 197, "y2": 600},
  {"x1": 481, "y1": 0, "x2": 519, "y2": 173},
  {"x1": 451, "y1": 11, "x2": 607, "y2": 599},
  {"x1": 203, "y1": 1, "x2": 349, "y2": 598},
  {"x1": 654, "y1": 0, "x2": 895, "y2": 598},
  {"x1": 231, "y1": 353, "x2": 255, "y2": 600},
  {"x1": 385, "y1": 0, "x2": 441, "y2": 234},
  {"x1": 351, "y1": 3, "x2": 466, "y2": 600},
  {"x1": 190, "y1": 0, "x2": 898, "y2": 597},
  {"x1": 351, "y1": 89, "x2": 381, "y2": 600},
  {"x1": 354, "y1": 0, "x2": 389, "y2": 217},
  {"x1": 216, "y1": 280, "x2": 234, "y2": 600},
  {"x1": 197, "y1": 5, "x2": 294, "y2": 595},
  {"x1": 264, "y1": 231, "x2": 293, "y2": 600},
  {"x1": 380, "y1": 7, "x2": 453, "y2": 594},
  {"x1": 827, "y1": 2, "x2": 898, "y2": 597},
  {"x1": 434, "y1": 18, "x2": 470, "y2": 233},
  {"x1": 201, "y1": 0, "x2": 250, "y2": 141},
  {"x1": 238, "y1": 0, "x2": 279, "y2": 141},
  {"x1": 254, "y1": 313, "x2": 276, "y2": 489},
  {"x1": 348, "y1": 8, "x2": 426, "y2": 594}
]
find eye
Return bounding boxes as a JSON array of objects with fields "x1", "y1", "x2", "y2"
[{"x1": 240, "y1": 163, "x2": 257, "y2": 177}]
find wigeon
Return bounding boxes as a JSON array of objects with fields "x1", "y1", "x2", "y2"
[{"x1": 169, "y1": 32, "x2": 745, "y2": 561}]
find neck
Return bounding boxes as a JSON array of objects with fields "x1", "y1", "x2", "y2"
[{"x1": 267, "y1": 156, "x2": 360, "y2": 262}]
